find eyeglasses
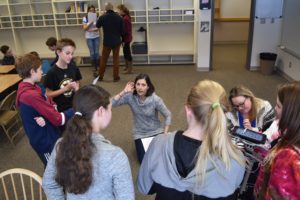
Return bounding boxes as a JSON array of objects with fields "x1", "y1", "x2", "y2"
[{"x1": 232, "y1": 97, "x2": 247, "y2": 110}]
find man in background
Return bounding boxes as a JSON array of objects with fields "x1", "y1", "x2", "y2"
[{"x1": 96, "y1": 2, "x2": 124, "y2": 82}]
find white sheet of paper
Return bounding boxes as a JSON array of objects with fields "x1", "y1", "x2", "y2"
[
  {"x1": 141, "y1": 136, "x2": 154, "y2": 152},
  {"x1": 88, "y1": 12, "x2": 97, "y2": 23},
  {"x1": 92, "y1": 76, "x2": 99, "y2": 85}
]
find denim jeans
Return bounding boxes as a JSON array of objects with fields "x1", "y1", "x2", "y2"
[{"x1": 86, "y1": 37, "x2": 100, "y2": 61}]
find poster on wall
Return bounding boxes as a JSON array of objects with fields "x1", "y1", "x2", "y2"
[
  {"x1": 256, "y1": 0, "x2": 283, "y2": 18},
  {"x1": 200, "y1": 21, "x2": 209, "y2": 32}
]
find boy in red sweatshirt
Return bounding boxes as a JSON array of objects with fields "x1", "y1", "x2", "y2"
[{"x1": 15, "y1": 53, "x2": 73, "y2": 166}]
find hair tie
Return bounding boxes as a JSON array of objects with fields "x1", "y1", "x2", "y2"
[
  {"x1": 211, "y1": 102, "x2": 220, "y2": 110},
  {"x1": 75, "y1": 112, "x2": 82, "y2": 116}
]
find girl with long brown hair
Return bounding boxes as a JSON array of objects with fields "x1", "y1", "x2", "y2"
[
  {"x1": 254, "y1": 82, "x2": 300, "y2": 200},
  {"x1": 43, "y1": 85, "x2": 134, "y2": 200}
]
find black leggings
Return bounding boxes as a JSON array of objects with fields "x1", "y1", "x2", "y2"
[
  {"x1": 134, "y1": 139, "x2": 145, "y2": 164},
  {"x1": 123, "y1": 42, "x2": 132, "y2": 61}
]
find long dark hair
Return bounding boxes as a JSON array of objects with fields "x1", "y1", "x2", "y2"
[
  {"x1": 133, "y1": 73, "x2": 155, "y2": 97},
  {"x1": 257, "y1": 82, "x2": 300, "y2": 199},
  {"x1": 55, "y1": 85, "x2": 110, "y2": 194},
  {"x1": 277, "y1": 81, "x2": 300, "y2": 148}
]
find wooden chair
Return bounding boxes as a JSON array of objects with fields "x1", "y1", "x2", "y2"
[
  {"x1": 0, "y1": 168, "x2": 46, "y2": 200},
  {"x1": 0, "y1": 90, "x2": 23, "y2": 145},
  {"x1": 0, "y1": 90, "x2": 17, "y2": 110}
]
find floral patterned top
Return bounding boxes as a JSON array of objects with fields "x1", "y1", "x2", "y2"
[{"x1": 254, "y1": 146, "x2": 300, "y2": 200}]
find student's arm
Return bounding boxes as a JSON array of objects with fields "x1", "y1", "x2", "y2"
[
  {"x1": 111, "y1": 149, "x2": 135, "y2": 200},
  {"x1": 261, "y1": 101, "x2": 276, "y2": 131},
  {"x1": 164, "y1": 125, "x2": 170, "y2": 134},
  {"x1": 43, "y1": 145, "x2": 65, "y2": 200},
  {"x1": 268, "y1": 148, "x2": 300, "y2": 199},
  {"x1": 155, "y1": 96, "x2": 171, "y2": 133},
  {"x1": 82, "y1": 16, "x2": 93, "y2": 31},
  {"x1": 26, "y1": 93, "x2": 68, "y2": 126}
]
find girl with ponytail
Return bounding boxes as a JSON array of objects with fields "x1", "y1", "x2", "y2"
[
  {"x1": 138, "y1": 80, "x2": 245, "y2": 199},
  {"x1": 43, "y1": 85, "x2": 134, "y2": 200}
]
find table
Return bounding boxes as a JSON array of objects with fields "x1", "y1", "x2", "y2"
[
  {"x1": 0, "y1": 74, "x2": 21, "y2": 101},
  {"x1": 0, "y1": 65, "x2": 16, "y2": 74}
]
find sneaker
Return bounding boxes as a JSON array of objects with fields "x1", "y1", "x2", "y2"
[
  {"x1": 97, "y1": 77, "x2": 103, "y2": 82},
  {"x1": 113, "y1": 77, "x2": 120, "y2": 82}
]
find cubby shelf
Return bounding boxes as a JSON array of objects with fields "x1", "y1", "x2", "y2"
[{"x1": 0, "y1": 0, "x2": 196, "y2": 65}]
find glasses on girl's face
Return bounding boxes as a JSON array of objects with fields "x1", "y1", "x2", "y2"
[{"x1": 233, "y1": 97, "x2": 247, "y2": 110}]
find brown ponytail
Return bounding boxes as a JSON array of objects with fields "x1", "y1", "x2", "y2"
[{"x1": 55, "y1": 85, "x2": 110, "y2": 194}]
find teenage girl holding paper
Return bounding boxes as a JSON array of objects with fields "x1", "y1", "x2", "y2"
[
  {"x1": 82, "y1": 5, "x2": 100, "y2": 77},
  {"x1": 112, "y1": 73, "x2": 171, "y2": 163}
]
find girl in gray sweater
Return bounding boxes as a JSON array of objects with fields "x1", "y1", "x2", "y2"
[
  {"x1": 43, "y1": 85, "x2": 134, "y2": 200},
  {"x1": 112, "y1": 73, "x2": 171, "y2": 163}
]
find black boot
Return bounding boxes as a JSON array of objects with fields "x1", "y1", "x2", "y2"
[
  {"x1": 123, "y1": 61, "x2": 133, "y2": 74},
  {"x1": 123, "y1": 60, "x2": 128, "y2": 71}
]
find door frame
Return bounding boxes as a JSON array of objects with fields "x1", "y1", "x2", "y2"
[{"x1": 210, "y1": 0, "x2": 256, "y2": 70}]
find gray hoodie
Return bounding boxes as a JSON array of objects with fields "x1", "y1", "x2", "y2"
[{"x1": 137, "y1": 131, "x2": 245, "y2": 198}]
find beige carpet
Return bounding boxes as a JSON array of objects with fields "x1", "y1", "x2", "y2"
[{"x1": 0, "y1": 44, "x2": 287, "y2": 200}]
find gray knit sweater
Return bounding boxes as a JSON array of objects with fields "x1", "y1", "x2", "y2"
[
  {"x1": 112, "y1": 93, "x2": 171, "y2": 140},
  {"x1": 42, "y1": 133, "x2": 134, "y2": 200}
]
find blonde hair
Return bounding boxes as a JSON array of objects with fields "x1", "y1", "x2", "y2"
[
  {"x1": 187, "y1": 80, "x2": 245, "y2": 185},
  {"x1": 229, "y1": 85, "x2": 262, "y2": 121}
]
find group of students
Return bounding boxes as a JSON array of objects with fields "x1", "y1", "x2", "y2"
[
  {"x1": 13, "y1": 45, "x2": 300, "y2": 199},
  {"x1": 15, "y1": 38, "x2": 81, "y2": 165},
  {"x1": 4, "y1": 3, "x2": 299, "y2": 199}
]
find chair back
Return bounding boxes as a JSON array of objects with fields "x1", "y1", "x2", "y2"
[
  {"x1": 0, "y1": 90, "x2": 17, "y2": 110},
  {"x1": 0, "y1": 168, "x2": 46, "y2": 200}
]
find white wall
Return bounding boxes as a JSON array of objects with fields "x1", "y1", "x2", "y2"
[
  {"x1": 250, "y1": 18, "x2": 282, "y2": 69},
  {"x1": 221, "y1": 0, "x2": 251, "y2": 18},
  {"x1": 196, "y1": 9, "x2": 212, "y2": 71},
  {"x1": 276, "y1": 48, "x2": 300, "y2": 81}
]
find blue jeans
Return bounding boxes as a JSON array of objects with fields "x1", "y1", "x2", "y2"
[{"x1": 86, "y1": 37, "x2": 100, "y2": 60}]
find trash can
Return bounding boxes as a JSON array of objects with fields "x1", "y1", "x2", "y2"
[{"x1": 259, "y1": 52, "x2": 277, "y2": 75}]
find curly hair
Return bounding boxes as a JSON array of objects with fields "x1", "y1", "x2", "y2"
[{"x1": 55, "y1": 85, "x2": 110, "y2": 194}]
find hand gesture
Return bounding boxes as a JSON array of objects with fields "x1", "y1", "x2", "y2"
[
  {"x1": 71, "y1": 81, "x2": 79, "y2": 91},
  {"x1": 124, "y1": 82, "x2": 134, "y2": 93},
  {"x1": 34, "y1": 117, "x2": 46, "y2": 127}
]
